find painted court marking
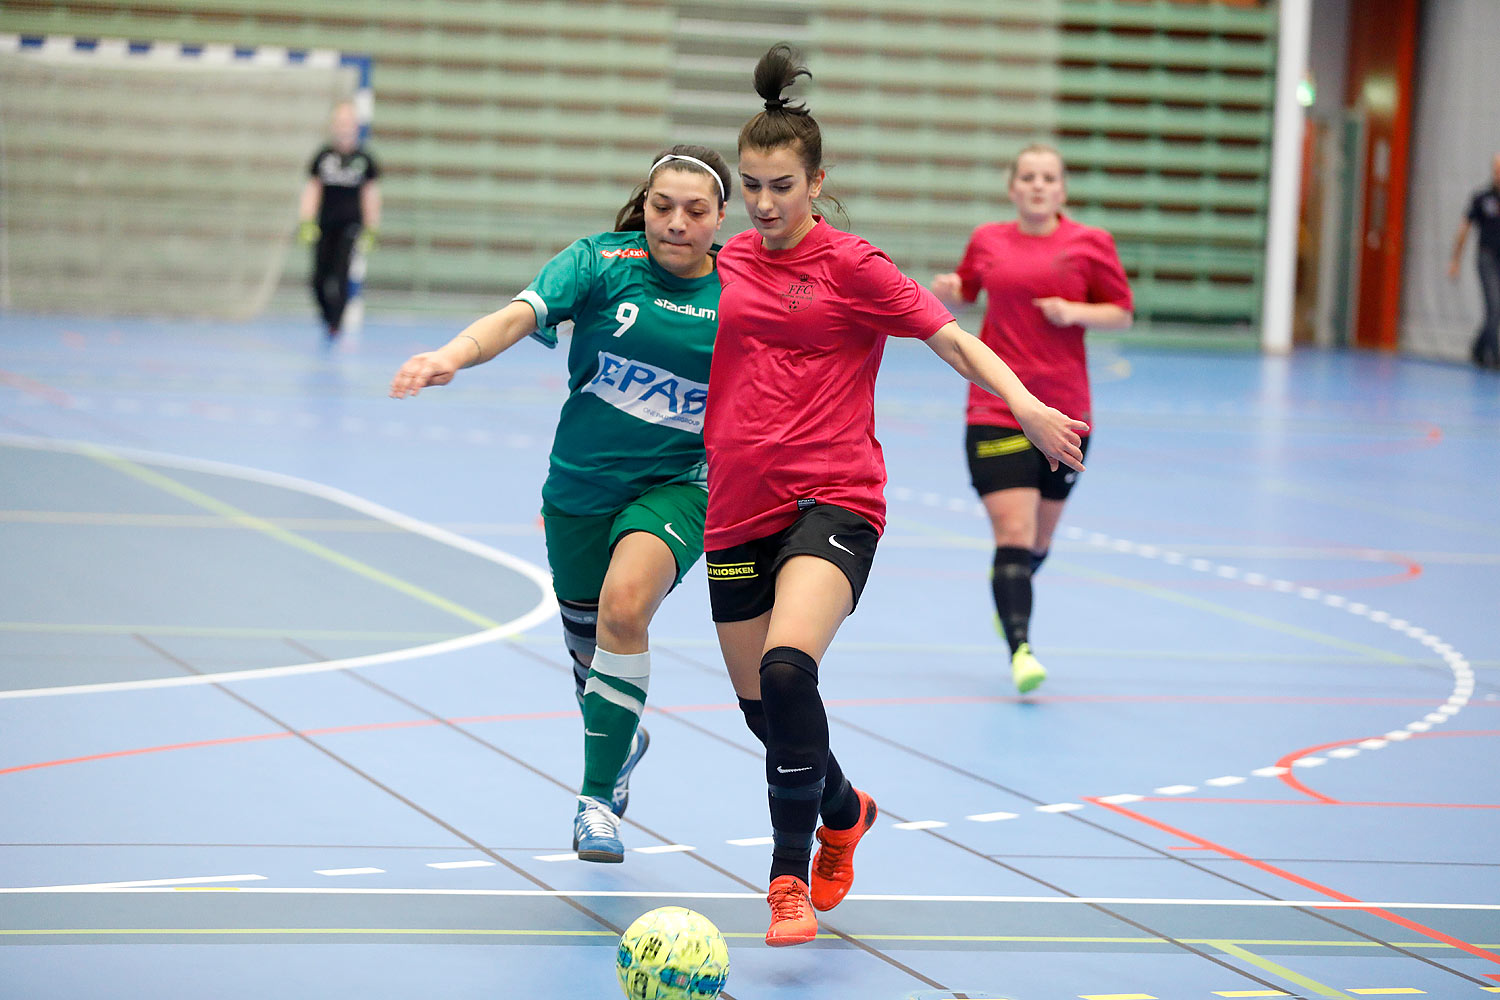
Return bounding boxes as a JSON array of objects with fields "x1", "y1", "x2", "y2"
[
  {"x1": 889, "y1": 487, "x2": 1479, "y2": 816},
  {"x1": 0, "y1": 434, "x2": 557, "y2": 699},
  {"x1": 4, "y1": 884, "x2": 1497, "y2": 910}
]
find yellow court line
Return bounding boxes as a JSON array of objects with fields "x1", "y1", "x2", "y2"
[
  {"x1": 0, "y1": 511, "x2": 409, "y2": 530},
  {"x1": 0, "y1": 622, "x2": 463, "y2": 641},
  {"x1": 2, "y1": 923, "x2": 1488, "y2": 947},
  {"x1": 891, "y1": 517, "x2": 1408, "y2": 663},
  {"x1": 1047, "y1": 563, "x2": 1409, "y2": 664},
  {"x1": 1210, "y1": 941, "x2": 1349, "y2": 998},
  {"x1": 0, "y1": 928, "x2": 616, "y2": 937},
  {"x1": 84, "y1": 447, "x2": 502, "y2": 630},
  {"x1": 1346, "y1": 991, "x2": 1426, "y2": 996},
  {"x1": 1079, "y1": 994, "x2": 1156, "y2": 1000},
  {"x1": 0, "y1": 509, "x2": 539, "y2": 536}
]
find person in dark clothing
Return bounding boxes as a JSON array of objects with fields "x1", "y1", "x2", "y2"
[
  {"x1": 1447, "y1": 152, "x2": 1500, "y2": 370},
  {"x1": 298, "y1": 101, "x2": 381, "y2": 341}
]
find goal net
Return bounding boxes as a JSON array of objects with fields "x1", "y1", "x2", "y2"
[{"x1": 0, "y1": 36, "x2": 361, "y2": 320}]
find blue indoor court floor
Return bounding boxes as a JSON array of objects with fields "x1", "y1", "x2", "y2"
[{"x1": 0, "y1": 312, "x2": 1496, "y2": 1000}]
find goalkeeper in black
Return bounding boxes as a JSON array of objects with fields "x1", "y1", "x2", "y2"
[{"x1": 298, "y1": 101, "x2": 382, "y2": 341}]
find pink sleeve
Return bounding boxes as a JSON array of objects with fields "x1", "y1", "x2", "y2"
[
  {"x1": 953, "y1": 228, "x2": 985, "y2": 303},
  {"x1": 846, "y1": 248, "x2": 955, "y2": 340},
  {"x1": 1087, "y1": 230, "x2": 1134, "y2": 310}
]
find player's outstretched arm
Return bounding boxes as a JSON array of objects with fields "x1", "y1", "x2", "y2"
[
  {"x1": 389, "y1": 300, "x2": 539, "y2": 398},
  {"x1": 925, "y1": 322, "x2": 1088, "y2": 472}
]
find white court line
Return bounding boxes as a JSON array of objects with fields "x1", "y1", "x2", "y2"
[
  {"x1": 3, "y1": 884, "x2": 1495, "y2": 910},
  {"x1": 0, "y1": 434, "x2": 557, "y2": 699},
  {"x1": 966, "y1": 811, "x2": 1019, "y2": 822},
  {"x1": 24, "y1": 875, "x2": 267, "y2": 890}
]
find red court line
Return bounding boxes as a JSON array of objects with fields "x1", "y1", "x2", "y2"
[
  {"x1": 1275, "y1": 730, "x2": 1499, "y2": 803},
  {"x1": 1146, "y1": 797, "x2": 1500, "y2": 809},
  {"x1": 0, "y1": 709, "x2": 579, "y2": 777},
  {"x1": 1087, "y1": 796, "x2": 1500, "y2": 969},
  {"x1": 5, "y1": 702, "x2": 1494, "y2": 787},
  {"x1": 661, "y1": 694, "x2": 1499, "y2": 712},
  {"x1": 0, "y1": 369, "x2": 73, "y2": 406}
]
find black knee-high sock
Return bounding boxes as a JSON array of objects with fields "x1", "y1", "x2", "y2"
[
  {"x1": 759, "y1": 646, "x2": 830, "y2": 883},
  {"x1": 740, "y1": 697, "x2": 858, "y2": 830},
  {"x1": 992, "y1": 546, "x2": 1033, "y2": 654}
]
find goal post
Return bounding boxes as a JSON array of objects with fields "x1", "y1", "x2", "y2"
[{"x1": 0, "y1": 34, "x2": 372, "y2": 321}]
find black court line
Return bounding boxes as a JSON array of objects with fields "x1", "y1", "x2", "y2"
[
  {"x1": 291, "y1": 637, "x2": 948, "y2": 995},
  {"x1": 653, "y1": 642, "x2": 1499, "y2": 992},
  {"x1": 331, "y1": 641, "x2": 948, "y2": 995},
  {"x1": 641, "y1": 648, "x2": 1310, "y2": 994},
  {"x1": 123, "y1": 636, "x2": 684, "y2": 991},
  {"x1": 830, "y1": 709, "x2": 1496, "y2": 990}
]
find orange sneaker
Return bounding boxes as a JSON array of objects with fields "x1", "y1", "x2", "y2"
[
  {"x1": 765, "y1": 875, "x2": 818, "y2": 947},
  {"x1": 810, "y1": 787, "x2": 878, "y2": 911}
]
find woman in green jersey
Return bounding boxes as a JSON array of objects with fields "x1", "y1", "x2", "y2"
[{"x1": 389, "y1": 145, "x2": 731, "y2": 863}]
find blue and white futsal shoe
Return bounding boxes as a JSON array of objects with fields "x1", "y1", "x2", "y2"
[
  {"x1": 611, "y1": 725, "x2": 650, "y2": 818},
  {"x1": 573, "y1": 795, "x2": 624, "y2": 864}
]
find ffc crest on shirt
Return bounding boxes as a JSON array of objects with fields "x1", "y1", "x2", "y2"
[{"x1": 781, "y1": 274, "x2": 816, "y2": 312}]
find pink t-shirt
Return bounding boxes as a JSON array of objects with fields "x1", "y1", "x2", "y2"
[
  {"x1": 955, "y1": 216, "x2": 1132, "y2": 430},
  {"x1": 704, "y1": 219, "x2": 954, "y2": 549}
]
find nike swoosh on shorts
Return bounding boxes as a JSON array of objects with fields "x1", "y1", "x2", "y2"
[
  {"x1": 663, "y1": 522, "x2": 685, "y2": 545},
  {"x1": 828, "y1": 535, "x2": 854, "y2": 555}
]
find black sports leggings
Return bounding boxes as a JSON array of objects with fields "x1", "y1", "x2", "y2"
[
  {"x1": 312, "y1": 224, "x2": 360, "y2": 330},
  {"x1": 1475, "y1": 247, "x2": 1500, "y2": 365}
]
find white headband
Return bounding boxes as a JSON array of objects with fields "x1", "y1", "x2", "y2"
[{"x1": 649, "y1": 154, "x2": 726, "y2": 201}]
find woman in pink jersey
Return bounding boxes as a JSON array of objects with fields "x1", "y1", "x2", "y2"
[
  {"x1": 703, "y1": 45, "x2": 1089, "y2": 947},
  {"x1": 932, "y1": 144, "x2": 1133, "y2": 695}
]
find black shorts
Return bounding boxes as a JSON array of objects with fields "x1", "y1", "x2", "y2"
[
  {"x1": 705, "y1": 503, "x2": 879, "y2": 623},
  {"x1": 966, "y1": 424, "x2": 1091, "y2": 501}
]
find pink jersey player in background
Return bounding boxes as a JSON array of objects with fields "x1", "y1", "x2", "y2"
[{"x1": 932, "y1": 143, "x2": 1133, "y2": 697}]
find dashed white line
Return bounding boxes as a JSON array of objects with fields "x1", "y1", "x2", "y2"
[
  {"x1": 966, "y1": 811, "x2": 1020, "y2": 823},
  {"x1": 426, "y1": 861, "x2": 495, "y2": 870},
  {"x1": 314, "y1": 867, "x2": 384, "y2": 877},
  {"x1": 893, "y1": 820, "x2": 948, "y2": 831},
  {"x1": 1097, "y1": 793, "x2": 1145, "y2": 805}
]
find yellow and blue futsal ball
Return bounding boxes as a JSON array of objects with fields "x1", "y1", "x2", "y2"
[{"x1": 616, "y1": 906, "x2": 729, "y2": 1000}]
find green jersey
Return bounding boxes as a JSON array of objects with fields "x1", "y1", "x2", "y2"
[{"x1": 516, "y1": 231, "x2": 719, "y2": 516}]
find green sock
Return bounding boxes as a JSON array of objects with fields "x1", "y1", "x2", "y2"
[{"x1": 579, "y1": 648, "x2": 649, "y2": 802}]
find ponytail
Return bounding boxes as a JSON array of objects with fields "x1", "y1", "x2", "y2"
[{"x1": 739, "y1": 43, "x2": 846, "y2": 227}]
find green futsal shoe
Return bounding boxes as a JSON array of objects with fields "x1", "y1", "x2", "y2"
[{"x1": 1011, "y1": 642, "x2": 1047, "y2": 694}]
